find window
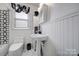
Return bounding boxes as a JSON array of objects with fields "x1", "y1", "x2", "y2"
[
  {"x1": 15, "y1": 19, "x2": 28, "y2": 28},
  {"x1": 15, "y1": 12, "x2": 29, "y2": 29}
]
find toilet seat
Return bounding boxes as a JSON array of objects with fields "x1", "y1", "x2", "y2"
[{"x1": 9, "y1": 43, "x2": 23, "y2": 51}]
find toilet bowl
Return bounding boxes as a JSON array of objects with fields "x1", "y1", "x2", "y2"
[{"x1": 8, "y1": 43, "x2": 23, "y2": 56}]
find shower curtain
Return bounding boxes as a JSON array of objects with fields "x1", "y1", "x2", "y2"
[{"x1": 0, "y1": 10, "x2": 9, "y2": 45}]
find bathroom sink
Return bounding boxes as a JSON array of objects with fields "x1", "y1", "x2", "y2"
[{"x1": 31, "y1": 34, "x2": 48, "y2": 41}]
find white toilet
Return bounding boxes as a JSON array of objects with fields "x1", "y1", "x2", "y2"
[
  {"x1": 8, "y1": 43, "x2": 23, "y2": 56},
  {"x1": 8, "y1": 37, "x2": 39, "y2": 56}
]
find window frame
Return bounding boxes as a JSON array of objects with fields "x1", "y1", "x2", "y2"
[{"x1": 14, "y1": 12, "x2": 29, "y2": 29}]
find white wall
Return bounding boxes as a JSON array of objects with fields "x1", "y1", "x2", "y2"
[
  {"x1": 41, "y1": 3, "x2": 79, "y2": 56},
  {"x1": 0, "y1": 3, "x2": 38, "y2": 45},
  {"x1": 41, "y1": 4, "x2": 57, "y2": 56}
]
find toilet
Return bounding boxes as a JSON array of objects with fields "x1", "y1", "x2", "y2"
[
  {"x1": 8, "y1": 37, "x2": 39, "y2": 56},
  {"x1": 8, "y1": 43, "x2": 23, "y2": 56}
]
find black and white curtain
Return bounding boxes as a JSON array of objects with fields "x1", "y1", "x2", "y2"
[{"x1": 0, "y1": 10, "x2": 9, "y2": 45}]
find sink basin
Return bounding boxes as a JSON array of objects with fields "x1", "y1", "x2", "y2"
[{"x1": 31, "y1": 34, "x2": 48, "y2": 41}]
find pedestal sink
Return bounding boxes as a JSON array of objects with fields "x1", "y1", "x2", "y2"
[{"x1": 31, "y1": 34, "x2": 48, "y2": 56}]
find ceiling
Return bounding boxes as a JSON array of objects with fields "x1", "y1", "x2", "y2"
[{"x1": 28, "y1": 3, "x2": 40, "y2": 7}]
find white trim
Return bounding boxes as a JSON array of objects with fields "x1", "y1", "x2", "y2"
[{"x1": 55, "y1": 9, "x2": 79, "y2": 22}]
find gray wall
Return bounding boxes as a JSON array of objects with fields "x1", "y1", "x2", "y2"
[{"x1": 41, "y1": 3, "x2": 79, "y2": 56}]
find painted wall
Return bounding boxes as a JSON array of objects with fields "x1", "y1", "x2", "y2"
[{"x1": 41, "y1": 3, "x2": 79, "y2": 56}]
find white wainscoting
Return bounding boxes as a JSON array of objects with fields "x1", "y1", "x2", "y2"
[{"x1": 54, "y1": 11, "x2": 79, "y2": 56}]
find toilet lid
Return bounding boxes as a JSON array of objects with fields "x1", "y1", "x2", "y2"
[{"x1": 9, "y1": 43, "x2": 23, "y2": 51}]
